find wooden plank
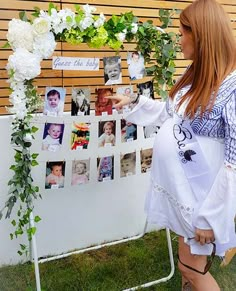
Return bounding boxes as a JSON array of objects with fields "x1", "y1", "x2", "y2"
[
  {"x1": 0, "y1": 0, "x2": 187, "y2": 11},
  {"x1": 63, "y1": 0, "x2": 236, "y2": 6},
  {"x1": 61, "y1": 2, "x2": 236, "y2": 13}
]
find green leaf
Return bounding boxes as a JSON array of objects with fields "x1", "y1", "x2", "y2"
[
  {"x1": 32, "y1": 6, "x2": 40, "y2": 18},
  {"x1": 17, "y1": 250, "x2": 23, "y2": 256},
  {"x1": 9, "y1": 165, "x2": 16, "y2": 171},
  {"x1": 2, "y1": 42, "x2": 10, "y2": 49},
  {"x1": 10, "y1": 233, "x2": 13, "y2": 240},
  {"x1": 11, "y1": 219, "x2": 16, "y2": 226},
  {"x1": 138, "y1": 26, "x2": 145, "y2": 36},
  {"x1": 31, "y1": 126, "x2": 38, "y2": 133},
  {"x1": 27, "y1": 227, "x2": 37, "y2": 236},
  {"x1": 20, "y1": 244, "x2": 26, "y2": 250},
  {"x1": 34, "y1": 216, "x2": 41, "y2": 223},
  {"x1": 19, "y1": 11, "x2": 28, "y2": 22},
  {"x1": 31, "y1": 160, "x2": 39, "y2": 167}
]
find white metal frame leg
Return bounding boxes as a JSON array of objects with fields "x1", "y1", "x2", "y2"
[
  {"x1": 122, "y1": 228, "x2": 175, "y2": 291},
  {"x1": 31, "y1": 217, "x2": 175, "y2": 291},
  {"x1": 30, "y1": 212, "x2": 41, "y2": 291}
]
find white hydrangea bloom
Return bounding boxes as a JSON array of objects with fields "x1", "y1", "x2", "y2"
[
  {"x1": 79, "y1": 16, "x2": 94, "y2": 31},
  {"x1": 116, "y1": 29, "x2": 127, "y2": 42},
  {"x1": 7, "y1": 19, "x2": 34, "y2": 51},
  {"x1": 9, "y1": 102, "x2": 27, "y2": 120},
  {"x1": 8, "y1": 86, "x2": 27, "y2": 119},
  {"x1": 8, "y1": 80, "x2": 26, "y2": 92},
  {"x1": 131, "y1": 23, "x2": 138, "y2": 34},
  {"x1": 82, "y1": 4, "x2": 96, "y2": 15},
  {"x1": 49, "y1": 8, "x2": 64, "y2": 34},
  {"x1": 7, "y1": 48, "x2": 41, "y2": 82},
  {"x1": 58, "y1": 8, "x2": 76, "y2": 30},
  {"x1": 33, "y1": 32, "x2": 56, "y2": 59},
  {"x1": 33, "y1": 17, "x2": 51, "y2": 35},
  {"x1": 9, "y1": 90, "x2": 26, "y2": 106},
  {"x1": 94, "y1": 13, "x2": 106, "y2": 28}
]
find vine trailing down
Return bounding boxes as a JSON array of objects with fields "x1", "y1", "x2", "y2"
[{"x1": 0, "y1": 3, "x2": 179, "y2": 255}]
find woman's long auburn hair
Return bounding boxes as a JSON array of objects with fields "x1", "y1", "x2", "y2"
[{"x1": 169, "y1": 0, "x2": 236, "y2": 118}]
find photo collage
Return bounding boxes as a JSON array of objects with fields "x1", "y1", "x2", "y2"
[{"x1": 42, "y1": 53, "x2": 157, "y2": 189}]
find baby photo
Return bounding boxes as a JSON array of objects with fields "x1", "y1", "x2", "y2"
[
  {"x1": 116, "y1": 86, "x2": 134, "y2": 113},
  {"x1": 43, "y1": 87, "x2": 66, "y2": 117},
  {"x1": 120, "y1": 119, "x2": 137, "y2": 142},
  {"x1": 103, "y1": 56, "x2": 122, "y2": 85},
  {"x1": 116, "y1": 86, "x2": 133, "y2": 96},
  {"x1": 140, "y1": 148, "x2": 153, "y2": 173},
  {"x1": 95, "y1": 88, "x2": 113, "y2": 116},
  {"x1": 120, "y1": 152, "x2": 136, "y2": 178},
  {"x1": 71, "y1": 122, "x2": 90, "y2": 150},
  {"x1": 98, "y1": 120, "x2": 116, "y2": 147},
  {"x1": 97, "y1": 156, "x2": 114, "y2": 182},
  {"x1": 42, "y1": 122, "x2": 64, "y2": 152},
  {"x1": 45, "y1": 161, "x2": 65, "y2": 189},
  {"x1": 127, "y1": 51, "x2": 146, "y2": 80},
  {"x1": 143, "y1": 125, "x2": 160, "y2": 139},
  {"x1": 71, "y1": 88, "x2": 90, "y2": 116},
  {"x1": 71, "y1": 159, "x2": 90, "y2": 186},
  {"x1": 137, "y1": 81, "x2": 154, "y2": 99}
]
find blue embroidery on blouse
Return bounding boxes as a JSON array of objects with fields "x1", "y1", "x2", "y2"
[{"x1": 173, "y1": 71, "x2": 236, "y2": 164}]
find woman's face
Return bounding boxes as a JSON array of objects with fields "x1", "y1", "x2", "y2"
[{"x1": 179, "y1": 24, "x2": 194, "y2": 60}]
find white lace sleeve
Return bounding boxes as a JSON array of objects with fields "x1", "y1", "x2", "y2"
[
  {"x1": 193, "y1": 164, "x2": 236, "y2": 244},
  {"x1": 125, "y1": 95, "x2": 171, "y2": 127},
  {"x1": 194, "y1": 91, "x2": 236, "y2": 244}
]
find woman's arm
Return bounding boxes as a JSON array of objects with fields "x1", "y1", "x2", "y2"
[{"x1": 106, "y1": 94, "x2": 171, "y2": 127}]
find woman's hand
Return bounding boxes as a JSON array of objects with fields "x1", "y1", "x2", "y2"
[
  {"x1": 105, "y1": 94, "x2": 131, "y2": 110},
  {"x1": 195, "y1": 228, "x2": 215, "y2": 245}
]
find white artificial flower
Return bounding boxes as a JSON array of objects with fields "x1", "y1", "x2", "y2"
[
  {"x1": 13, "y1": 107, "x2": 27, "y2": 119},
  {"x1": 58, "y1": 8, "x2": 76, "y2": 30},
  {"x1": 7, "y1": 19, "x2": 34, "y2": 51},
  {"x1": 8, "y1": 80, "x2": 26, "y2": 92},
  {"x1": 82, "y1": 4, "x2": 96, "y2": 15},
  {"x1": 33, "y1": 17, "x2": 51, "y2": 35},
  {"x1": 94, "y1": 13, "x2": 106, "y2": 28},
  {"x1": 8, "y1": 101, "x2": 27, "y2": 120},
  {"x1": 156, "y1": 26, "x2": 165, "y2": 33},
  {"x1": 23, "y1": 133, "x2": 33, "y2": 142},
  {"x1": 7, "y1": 48, "x2": 41, "y2": 82},
  {"x1": 33, "y1": 32, "x2": 56, "y2": 59},
  {"x1": 116, "y1": 29, "x2": 127, "y2": 42},
  {"x1": 79, "y1": 16, "x2": 94, "y2": 31},
  {"x1": 131, "y1": 23, "x2": 138, "y2": 34},
  {"x1": 49, "y1": 8, "x2": 64, "y2": 34},
  {"x1": 39, "y1": 10, "x2": 51, "y2": 20}
]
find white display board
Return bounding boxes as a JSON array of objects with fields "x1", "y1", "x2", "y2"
[{"x1": 0, "y1": 111, "x2": 157, "y2": 266}]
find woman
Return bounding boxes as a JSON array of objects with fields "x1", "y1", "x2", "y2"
[{"x1": 107, "y1": 0, "x2": 236, "y2": 290}]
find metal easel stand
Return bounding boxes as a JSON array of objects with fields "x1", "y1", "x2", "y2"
[{"x1": 30, "y1": 216, "x2": 175, "y2": 291}]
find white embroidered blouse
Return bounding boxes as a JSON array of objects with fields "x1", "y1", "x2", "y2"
[{"x1": 126, "y1": 70, "x2": 236, "y2": 255}]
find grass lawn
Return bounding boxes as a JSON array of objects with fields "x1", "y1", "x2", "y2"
[{"x1": 0, "y1": 230, "x2": 235, "y2": 291}]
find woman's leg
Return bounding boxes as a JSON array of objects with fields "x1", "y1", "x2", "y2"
[{"x1": 178, "y1": 236, "x2": 220, "y2": 291}]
